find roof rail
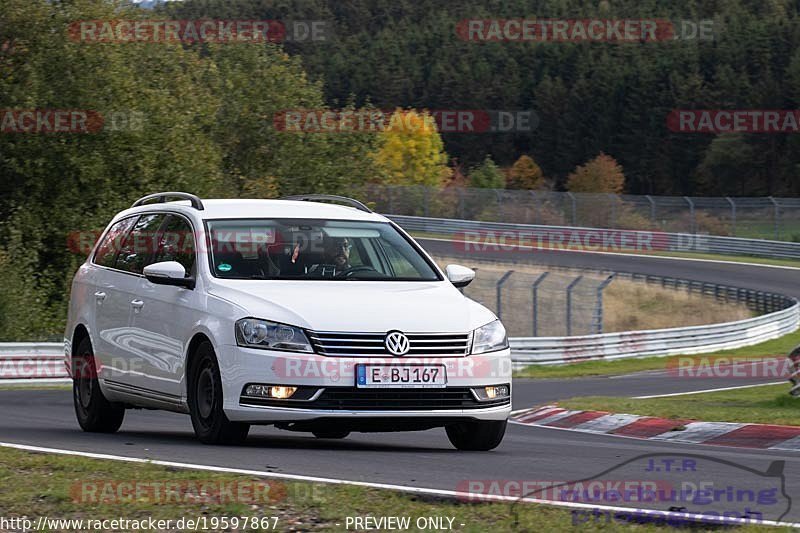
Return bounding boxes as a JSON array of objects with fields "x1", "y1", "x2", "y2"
[
  {"x1": 131, "y1": 192, "x2": 204, "y2": 211},
  {"x1": 279, "y1": 194, "x2": 372, "y2": 213}
]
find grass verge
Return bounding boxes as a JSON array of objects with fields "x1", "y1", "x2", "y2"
[
  {"x1": 0, "y1": 445, "x2": 737, "y2": 532},
  {"x1": 558, "y1": 384, "x2": 796, "y2": 426},
  {"x1": 513, "y1": 329, "x2": 800, "y2": 379}
]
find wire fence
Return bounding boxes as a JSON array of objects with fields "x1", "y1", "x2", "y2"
[
  {"x1": 454, "y1": 266, "x2": 615, "y2": 337},
  {"x1": 358, "y1": 184, "x2": 800, "y2": 242},
  {"x1": 432, "y1": 249, "x2": 786, "y2": 337}
]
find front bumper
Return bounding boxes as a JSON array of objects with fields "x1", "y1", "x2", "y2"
[{"x1": 218, "y1": 344, "x2": 512, "y2": 423}]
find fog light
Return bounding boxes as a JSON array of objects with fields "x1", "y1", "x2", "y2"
[
  {"x1": 472, "y1": 384, "x2": 510, "y2": 401},
  {"x1": 485, "y1": 385, "x2": 509, "y2": 399},
  {"x1": 245, "y1": 384, "x2": 298, "y2": 399}
]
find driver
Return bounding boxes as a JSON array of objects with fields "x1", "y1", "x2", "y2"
[{"x1": 324, "y1": 237, "x2": 351, "y2": 271}]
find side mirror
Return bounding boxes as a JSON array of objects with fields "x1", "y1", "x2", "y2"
[
  {"x1": 143, "y1": 261, "x2": 195, "y2": 289},
  {"x1": 445, "y1": 264, "x2": 475, "y2": 288}
]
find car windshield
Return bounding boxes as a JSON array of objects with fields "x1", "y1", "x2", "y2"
[{"x1": 206, "y1": 219, "x2": 440, "y2": 281}]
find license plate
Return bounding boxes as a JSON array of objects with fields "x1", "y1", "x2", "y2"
[{"x1": 356, "y1": 365, "x2": 447, "y2": 388}]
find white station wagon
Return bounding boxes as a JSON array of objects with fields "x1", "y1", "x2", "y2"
[{"x1": 65, "y1": 193, "x2": 512, "y2": 450}]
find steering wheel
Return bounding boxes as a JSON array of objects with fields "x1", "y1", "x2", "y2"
[{"x1": 337, "y1": 265, "x2": 379, "y2": 278}]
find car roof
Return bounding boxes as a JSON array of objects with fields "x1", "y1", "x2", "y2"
[{"x1": 114, "y1": 198, "x2": 388, "y2": 223}]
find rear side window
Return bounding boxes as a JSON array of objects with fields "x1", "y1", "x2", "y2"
[
  {"x1": 94, "y1": 217, "x2": 137, "y2": 268},
  {"x1": 151, "y1": 215, "x2": 196, "y2": 275},
  {"x1": 114, "y1": 214, "x2": 166, "y2": 274}
]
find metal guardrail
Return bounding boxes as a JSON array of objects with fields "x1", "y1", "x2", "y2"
[
  {"x1": 390, "y1": 214, "x2": 800, "y2": 260},
  {"x1": 3, "y1": 291, "x2": 799, "y2": 374},
  {"x1": 510, "y1": 301, "x2": 799, "y2": 366},
  {"x1": 364, "y1": 185, "x2": 800, "y2": 241},
  {"x1": 0, "y1": 343, "x2": 68, "y2": 381}
]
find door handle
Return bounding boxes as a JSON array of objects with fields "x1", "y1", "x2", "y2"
[
  {"x1": 94, "y1": 291, "x2": 106, "y2": 303},
  {"x1": 130, "y1": 299, "x2": 144, "y2": 312}
]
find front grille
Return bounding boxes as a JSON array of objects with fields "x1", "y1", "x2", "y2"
[
  {"x1": 307, "y1": 331, "x2": 472, "y2": 356},
  {"x1": 240, "y1": 387, "x2": 510, "y2": 410}
]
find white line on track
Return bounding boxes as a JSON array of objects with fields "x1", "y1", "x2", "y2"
[
  {"x1": 632, "y1": 381, "x2": 786, "y2": 399},
  {"x1": 418, "y1": 236, "x2": 800, "y2": 271},
  {"x1": 0, "y1": 441, "x2": 796, "y2": 527}
]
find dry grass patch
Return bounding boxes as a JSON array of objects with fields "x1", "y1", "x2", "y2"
[{"x1": 603, "y1": 282, "x2": 752, "y2": 332}]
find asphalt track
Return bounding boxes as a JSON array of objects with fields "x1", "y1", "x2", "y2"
[
  {"x1": 417, "y1": 237, "x2": 800, "y2": 299},
  {"x1": 3, "y1": 246, "x2": 800, "y2": 524}
]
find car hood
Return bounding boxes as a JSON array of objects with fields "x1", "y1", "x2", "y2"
[{"x1": 207, "y1": 280, "x2": 496, "y2": 333}]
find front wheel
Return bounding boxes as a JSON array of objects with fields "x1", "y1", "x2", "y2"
[
  {"x1": 445, "y1": 420, "x2": 506, "y2": 451},
  {"x1": 73, "y1": 337, "x2": 125, "y2": 433},
  {"x1": 188, "y1": 341, "x2": 250, "y2": 445}
]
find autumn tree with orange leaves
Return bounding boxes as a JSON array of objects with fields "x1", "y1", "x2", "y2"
[{"x1": 566, "y1": 153, "x2": 625, "y2": 194}]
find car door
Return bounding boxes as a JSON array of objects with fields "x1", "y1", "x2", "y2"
[
  {"x1": 130, "y1": 213, "x2": 199, "y2": 399},
  {"x1": 98, "y1": 213, "x2": 167, "y2": 391},
  {"x1": 91, "y1": 215, "x2": 140, "y2": 384}
]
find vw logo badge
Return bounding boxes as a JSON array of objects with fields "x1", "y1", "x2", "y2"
[{"x1": 385, "y1": 331, "x2": 410, "y2": 356}]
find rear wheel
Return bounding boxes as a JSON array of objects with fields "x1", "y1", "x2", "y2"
[
  {"x1": 188, "y1": 341, "x2": 250, "y2": 445},
  {"x1": 72, "y1": 337, "x2": 125, "y2": 433},
  {"x1": 445, "y1": 420, "x2": 506, "y2": 451},
  {"x1": 312, "y1": 429, "x2": 350, "y2": 439}
]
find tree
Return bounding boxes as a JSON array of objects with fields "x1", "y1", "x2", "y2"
[
  {"x1": 0, "y1": 0, "x2": 380, "y2": 340},
  {"x1": 506, "y1": 155, "x2": 544, "y2": 190},
  {"x1": 370, "y1": 109, "x2": 449, "y2": 187},
  {"x1": 208, "y1": 45, "x2": 377, "y2": 197},
  {"x1": 469, "y1": 156, "x2": 505, "y2": 189},
  {"x1": 0, "y1": 0, "x2": 223, "y2": 339},
  {"x1": 696, "y1": 134, "x2": 759, "y2": 196},
  {"x1": 566, "y1": 153, "x2": 626, "y2": 194}
]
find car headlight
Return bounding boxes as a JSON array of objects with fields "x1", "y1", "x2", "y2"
[
  {"x1": 235, "y1": 318, "x2": 313, "y2": 353},
  {"x1": 471, "y1": 320, "x2": 508, "y2": 354}
]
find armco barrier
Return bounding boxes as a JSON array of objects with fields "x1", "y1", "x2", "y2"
[
  {"x1": 2, "y1": 294, "x2": 798, "y2": 375},
  {"x1": 510, "y1": 300, "x2": 799, "y2": 366},
  {"x1": 389, "y1": 214, "x2": 800, "y2": 260},
  {"x1": 0, "y1": 343, "x2": 68, "y2": 381}
]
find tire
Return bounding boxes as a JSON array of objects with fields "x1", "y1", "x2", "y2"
[
  {"x1": 312, "y1": 429, "x2": 350, "y2": 439},
  {"x1": 445, "y1": 420, "x2": 506, "y2": 451},
  {"x1": 188, "y1": 341, "x2": 250, "y2": 445},
  {"x1": 72, "y1": 337, "x2": 125, "y2": 433}
]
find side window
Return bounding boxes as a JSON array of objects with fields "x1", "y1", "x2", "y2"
[
  {"x1": 151, "y1": 215, "x2": 195, "y2": 276},
  {"x1": 348, "y1": 241, "x2": 364, "y2": 267},
  {"x1": 94, "y1": 217, "x2": 137, "y2": 268},
  {"x1": 381, "y1": 241, "x2": 420, "y2": 278},
  {"x1": 114, "y1": 214, "x2": 166, "y2": 274}
]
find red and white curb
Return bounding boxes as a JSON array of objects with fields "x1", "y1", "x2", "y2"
[{"x1": 511, "y1": 405, "x2": 800, "y2": 451}]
